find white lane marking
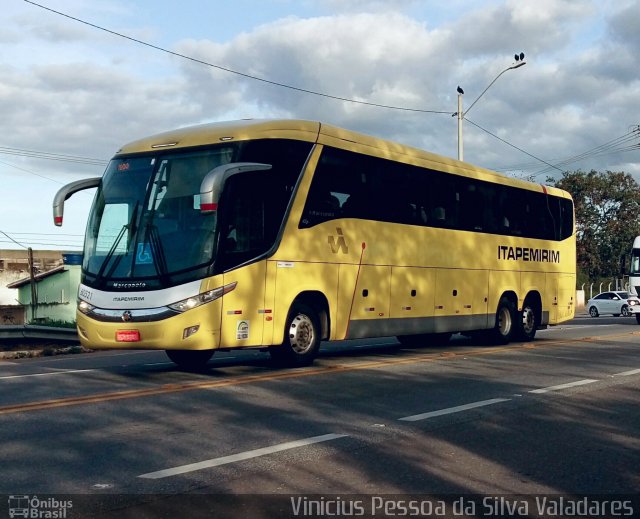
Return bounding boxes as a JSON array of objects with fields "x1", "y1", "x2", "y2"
[
  {"x1": 0, "y1": 369, "x2": 95, "y2": 380},
  {"x1": 138, "y1": 433, "x2": 348, "y2": 479},
  {"x1": 398, "y1": 398, "x2": 510, "y2": 422},
  {"x1": 529, "y1": 379, "x2": 598, "y2": 394},
  {"x1": 614, "y1": 368, "x2": 640, "y2": 376}
]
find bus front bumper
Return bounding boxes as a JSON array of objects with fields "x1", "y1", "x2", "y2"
[{"x1": 75, "y1": 301, "x2": 221, "y2": 351}]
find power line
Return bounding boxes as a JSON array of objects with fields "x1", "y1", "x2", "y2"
[
  {"x1": 0, "y1": 146, "x2": 108, "y2": 166},
  {"x1": 464, "y1": 117, "x2": 565, "y2": 174},
  {"x1": 527, "y1": 127, "x2": 640, "y2": 178},
  {"x1": 6, "y1": 231, "x2": 84, "y2": 237},
  {"x1": 24, "y1": 0, "x2": 451, "y2": 115},
  {"x1": 0, "y1": 158, "x2": 102, "y2": 191},
  {"x1": 0, "y1": 241, "x2": 82, "y2": 247},
  {"x1": 490, "y1": 126, "x2": 640, "y2": 177},
  {"x1": 21, "y1": 2, "x2": 640, "y2": 179},
  {"x1": 0, "y1": 159, "x2": 65, "y2": 185},
  {"x1": 0, "y1": 231, "x2": 28, "y2": 249},
  {"x1": 0, "y1": 229, "x2": 85, "y2": 248}
]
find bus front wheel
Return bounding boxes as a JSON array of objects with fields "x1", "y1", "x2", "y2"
[
  {"x1": 166, "y1": 349, "x2": 214, "y2": 370},
  {"x1": 270, "y1": 303, "x2": 321, "y2": 367}
]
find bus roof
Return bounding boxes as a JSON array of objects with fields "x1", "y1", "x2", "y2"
[{"x1": 115, "y1": 118, "x2": 570, "y2": 199}]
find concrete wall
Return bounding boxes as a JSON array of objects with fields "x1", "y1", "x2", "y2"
[
  {"x1": 0, "y1": 305, "x2": 24, "y2": 325},
  {"x1": 0, "y1": 271, "x2": 25, "y2": 305}
]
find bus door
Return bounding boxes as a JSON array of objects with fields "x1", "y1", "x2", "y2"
[{"x1": 217, "y1": 172, "x2": 270, "y2": 347}]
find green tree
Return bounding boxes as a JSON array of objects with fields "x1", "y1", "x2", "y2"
[{"x1": 552, "y1": 170, "x2": 640, "y2": 283}]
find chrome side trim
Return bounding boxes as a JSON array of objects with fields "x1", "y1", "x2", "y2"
[{"x1": 87, "y1": 306, "x2": 179, "y2": 323}]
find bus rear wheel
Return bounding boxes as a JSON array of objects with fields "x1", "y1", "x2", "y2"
[
  {"x1": 270, "y1": 303, "x2": 321, "y2": 367},
  {"x1": 489, "y1": 297, "x2": 517, "y2": 344},
  {"x1": 166, "y1": 349, "x2": 214, "y2": 370},
  {"x1": 516, "y1": 301, "x2": 538, "y2": 341}
]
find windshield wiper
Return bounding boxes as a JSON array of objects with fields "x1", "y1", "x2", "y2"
[
  {"x1": 141, "y1": 221, "x2": 169, "y2": 283},
  {"x1": 95, "y1": 202, "x2": 140, "y2": 283}
]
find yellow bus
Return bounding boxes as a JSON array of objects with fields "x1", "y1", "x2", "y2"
[{"x1": 53, "y1": 119, "x2": 576, "y2": 369}]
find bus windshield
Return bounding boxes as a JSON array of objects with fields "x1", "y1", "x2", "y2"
[
  {"x1": 83, "y1": 139, "x2": 313, "y2": 290},
  {"x1": 630, "y1": 249, "x2": 640, "y2": 275},
  {"x1": 84, "y1": 146, "x2": 235, "y2": 289}
]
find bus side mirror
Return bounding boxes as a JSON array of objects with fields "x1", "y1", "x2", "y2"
[
  {"x1": 199, "y1": 162, "x2": 271, "y2": 213},
  {"x1": 53, "y1": 177, "x2": 101, "y2": 226}
]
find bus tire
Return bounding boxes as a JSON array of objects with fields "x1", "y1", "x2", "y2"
[
  {"x1": 397, "y1": 333, "x2": 451, "y2": 347},
  {"x1": 516, "y1": 300, "x2": 538, "y2": 341},
  {"x1": 489, "y1": 297, "x2": 517, "y2": 344},
  {"x1": 270, "y1": 302, "x2": 320, "y2": 367},
  {"x1": 165, "y1": 349, "x2": 214, "y2": 370},
  {"x1": 636, "y1": 313, "x2": 640, "y2": 324}
]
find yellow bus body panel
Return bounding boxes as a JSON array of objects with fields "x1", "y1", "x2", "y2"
[{"x1": 219, "y1": 261, "x2": 267, "y2": 347}]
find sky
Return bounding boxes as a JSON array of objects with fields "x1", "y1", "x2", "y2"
[{"x1": 1, "y1": 0, "x2": 639, "y2": 252}]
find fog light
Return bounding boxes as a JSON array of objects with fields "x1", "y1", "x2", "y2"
[{"x1": 183, "y1": 325, "x2": 200, "y2": 339}]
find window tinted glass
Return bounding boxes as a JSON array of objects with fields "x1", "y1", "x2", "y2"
[
  {"x1": 300, "y1": 146, "x2": 574, "y2": 242},
  {"x1": 214, "y1": 139, "x2": 312, "y2": 272}
]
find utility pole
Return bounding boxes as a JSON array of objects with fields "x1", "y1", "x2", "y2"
[
  {"x1": 28, "y1": 247, "x2": 38, "y2": 322},
  {"x1": 455, "y1": 52, "x2": 526, "y2": 161},
  {"x1": 457, "y1": 92, "x2": 464, "y2": 161}
]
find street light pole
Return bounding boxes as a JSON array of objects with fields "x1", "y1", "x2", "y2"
[
  {"x1": 457, "y1": 93, "x2": 464, "y2": 161},
  {"x1": 456, "y1": 53, "x2": 526, "y2": 161}
]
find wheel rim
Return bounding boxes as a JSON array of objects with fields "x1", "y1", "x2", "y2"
[
  {"x1": 521, "y1": 306, "x2": 535, "y2": 335},
  {"x1": 498, "y1": 306, "x2": 512, "y2": 336},
  {"x1": 288, "y1": 313, "x2": 315, "y2": 354},
  {"x1": 623, "y1": 306, "x2": 630, "y2": 316},
  {"x1": 590, "y1": 307, "x2": 598, "y2": 317}
]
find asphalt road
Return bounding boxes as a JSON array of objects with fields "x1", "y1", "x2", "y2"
[{"x1": 1, "y1": 315, "x2": 639, "y2": 518}]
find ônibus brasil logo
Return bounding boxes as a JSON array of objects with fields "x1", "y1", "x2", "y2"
[{"x1": 7, "y1": 495, "x2": 72, "y2": 518}]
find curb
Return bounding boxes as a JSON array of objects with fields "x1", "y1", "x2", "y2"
[{"x1": 0, "y1": 345, "x2": 93, "y2": 360}]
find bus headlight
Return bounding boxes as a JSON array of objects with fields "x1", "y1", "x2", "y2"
[
  {"x1": 78, "y1": 300, "x2": 95, "y2": 315},
  {"x1": 168, "y1": 282, "x2": 237, "y2": 313}
]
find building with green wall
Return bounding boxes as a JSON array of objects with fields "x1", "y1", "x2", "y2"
[{"x1": 7, "y1": 253, "x2": 82, "y2": 324}]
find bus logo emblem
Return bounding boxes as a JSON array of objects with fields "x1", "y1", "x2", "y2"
[
  {"x1": 328, "y1": 227, "x2": 348, "y2": 254},
  {"x1": 122, "y1": 310, "x2": 133, "y2": 322}
]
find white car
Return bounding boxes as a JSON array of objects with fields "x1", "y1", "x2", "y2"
[{"x1": 586, "y1": 291, "x2": 640, "y2": 317}]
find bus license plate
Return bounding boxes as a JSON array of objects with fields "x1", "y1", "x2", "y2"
[{"x1": 116, "y1": 330, "x2": 141, "y2": 342}]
